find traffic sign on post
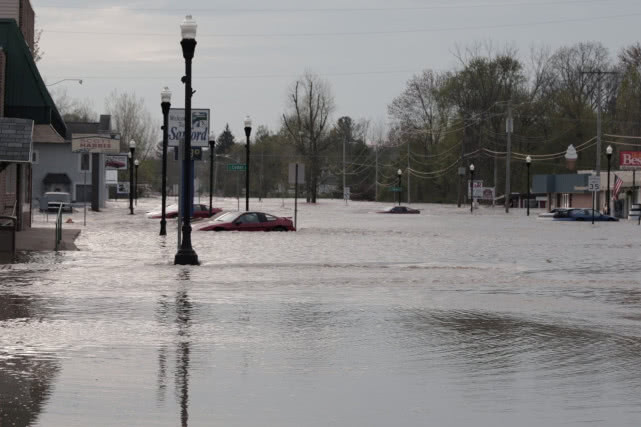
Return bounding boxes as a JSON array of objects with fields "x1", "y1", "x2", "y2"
[
  {"x1": 588, "y1": 176, "x2": 601, "y2": 192},
  {"x1": 227, "y1": 164, "x2": 247, "y2": 172},
  {"x1": 390, "y1": 186, "x2": 402, "y2": 192}
]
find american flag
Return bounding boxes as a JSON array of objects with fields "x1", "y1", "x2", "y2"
[{"x1": 612, "y1": 174, "x2": 623, "y2": 200}]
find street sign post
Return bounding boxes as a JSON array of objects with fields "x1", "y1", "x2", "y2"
[
  {"x1": 227, "y1": 164, "x2": 247, "y2": 172},
  {"x1": 588, "y1": 175, "x2": 600, "y2": 224}
]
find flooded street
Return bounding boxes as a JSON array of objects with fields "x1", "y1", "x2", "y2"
[{"x1": 1, "y1": 198, "x2": 641, "y2": 426}]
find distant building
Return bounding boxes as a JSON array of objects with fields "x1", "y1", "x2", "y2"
[{"x1": 32, "y1": 116, "x2": 114, "y2": 209}]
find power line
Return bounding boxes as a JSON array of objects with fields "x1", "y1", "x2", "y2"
[
  {"x1": 41, "y1": 11, "x2": 641, "y2": 39},
  {"x1": 37, "y1": 0, "x2": 611, "y2": 13}
]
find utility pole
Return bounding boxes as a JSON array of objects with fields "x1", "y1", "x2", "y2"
[
  {"x1": 505, "y1": 101, "x2": 513, "y2": 213},
  {"x1": 375, "y1": 145, "x2": 378, "y2": 201},
  {"x1": 407, "y1": 140, "x2": 410, "y2": 204},
  {"x1": 458, "y1": 132, "x2": 465, "y2": 208},
  {"x1": 259, "y1": 144, "x2": 264, "y2": 202},
  {"x1": 581, "y1": 69, "x2": 617, "y2": 210},
  {"x1": 343, "y1": 134, "x2": 347, "y2": 205}
]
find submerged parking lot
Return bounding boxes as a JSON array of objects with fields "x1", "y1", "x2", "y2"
[{"x1": 1, "y1": 198, "x2": 641, "y2": 426}]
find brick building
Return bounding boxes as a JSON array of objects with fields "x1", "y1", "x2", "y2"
[{"x1": 0, "y1": 2, "x2": 67, "y2": 232}]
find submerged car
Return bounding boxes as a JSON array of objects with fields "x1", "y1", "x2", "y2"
[
  {"x1": 377, "y1": 206, "x2": 420, "y2": 214},
  {"x1": 551, "y1": 208, "x2": 618, "y2": 222},
  {"x1": 198, "y1": 211, "x2": 295, "y2": 232},
  {"x1": 146, "y1": 203, "x2": 222, "y2": 219},
  {"x1": 538, "y1": 208, "x2": 571, "y2": 219},
  {"x1": 40, "y1": 192, "x2": 73, "y2": 213}
]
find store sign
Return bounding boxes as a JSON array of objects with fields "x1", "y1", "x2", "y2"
[
  {"x1": 105, "y1": 170, "x2": 118, "y2": 184},
  {"x1": 168, "y1": 108, "x2": 210, "y2": 148},
  {"x1": 620, "y1": 151, "x2": 641, "y2": 170},
  {"x1": 72, "y1": 134, "x2": 121, "y2": 154},
  {"x1": 105, "y1": 155, "x2": 128, "y2": 170}
]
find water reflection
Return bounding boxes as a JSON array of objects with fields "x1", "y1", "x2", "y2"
[
  {"x1": 0, "y1": 292, "x2": 59, "y2": 426},
  {"x1": 156, "y1": 273, "x2": 193, "y2": 427}
]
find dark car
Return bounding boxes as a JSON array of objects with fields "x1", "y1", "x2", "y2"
[
  {"x1": 146, "y1": 203, "x2": 222, "y2": 219},
  {"x1": 198, "y1": 211, "x2": 295, "y2": 232},
  {"x1": 553, "y1": 209, "x2": 618, "y2": 222},
  {"x1": 377, "y1": 206, "x2": 420, "y2": 214}
]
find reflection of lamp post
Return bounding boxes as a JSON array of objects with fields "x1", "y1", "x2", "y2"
[
  {"x1": 129, "y1": 140, "x2": 136, "y2": 215},
  {"x1": 606, "y1": 145, "x2": 613, "y2": 215},
  {"x1": 526, "y1": 155, "x2": 532, "y2": 216},
  {"x1": 244, "y1": 116, "x2": 252, "y2": 211},
  {"x1": 134, "y1": 159, "x2": 140, "y2": 206},
  {"x1": 175, "y1": 14, "x2": 199, "y2": 266},
  {"x1": 208, "y1": 135, "x2": 215, "y2": 217},
  {"x1": 469, "y1": 164, "x2": 475, "y2": 213},
  {"x1": 397, "y1": 169, "x2": 402, "y2": 206},
  {"x1": 160, "y1": 87, "x2": 171, "y2": 236}
]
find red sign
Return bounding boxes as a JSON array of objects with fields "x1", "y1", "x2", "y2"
[{"x1": 620, "y1": 151, "x2": 641, "y2": 170}]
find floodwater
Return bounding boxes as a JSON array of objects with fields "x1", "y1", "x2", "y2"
[{"x1": 1, "y1": 197, "x2": 640, "y2": 426}]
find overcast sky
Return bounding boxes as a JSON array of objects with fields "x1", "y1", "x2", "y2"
[{"x1": 35, "y1": 0, "x2": 641, "y2": 139}]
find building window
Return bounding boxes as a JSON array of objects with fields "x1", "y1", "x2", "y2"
[
  {"x1": 79, "y1": 152, "x2": 91, "y2": 172},
  {"x1": 32, "y1": 150, "x2": 39, "y2": 164}
]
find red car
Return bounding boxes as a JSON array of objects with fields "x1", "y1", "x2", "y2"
[
  {"x1": 199, "y1": 211, "x2": 295, "y2": 232},
  {"x1": 377, "y1": 206, "x2": 420, "y2": 214},
  {"x1": 146, "y1": 203, "x2": 222, "y2": 219}
]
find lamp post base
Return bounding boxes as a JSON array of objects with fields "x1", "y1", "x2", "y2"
[
  {"x1": 174, "y1": 249, "x2": 199, "y2": 265},
  {"x1": 160, "y1": 219, "x2": 167, "y2": 236}
]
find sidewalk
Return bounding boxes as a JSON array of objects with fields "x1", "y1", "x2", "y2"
[{"x1": 16, "y1": 227, "x2": 81, "y2": 251}]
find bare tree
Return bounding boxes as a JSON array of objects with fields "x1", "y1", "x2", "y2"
[
  {"x1": 51, "y1": 88, "x2": 97, "y2": 122},
  {"x1": 282, "y1": 71, "x2": 335, "y2": 203},
  {"x1": 32, "y1": 28, "x2": 43, "y2": 63},
  {"x1": 105, "y1": 90, "x2": 159, "y2": 161}
]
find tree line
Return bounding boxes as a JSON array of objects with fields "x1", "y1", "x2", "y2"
[{"x1": 56, "y1": 41, "x2": 641, "y2": 204}]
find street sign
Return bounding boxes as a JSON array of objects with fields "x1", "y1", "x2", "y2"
[
  {"x1": 588, "y1": 176, "x2": 601, "y2": 192},
  {"x1": 190, "y1": 147, "x2": 203, "y2": 161},
  {"x1": 227, "y1": 164, "x2": 247, "y2": 171},
  {"x1": 288, "y1": 163, "x2": 305, "y2": 184},
  {"x1": 390, "y1": 186, "x2": 402, "y2": 192},
  {"x1": 117, "y1": 182, "x2": 130, "y2": 194},
  {"x1": 168, "y1": 108, "x2": 210, "y2": 148},
  {"x1": 343, "y1": 186, "x2": 350, "y2": 200}
]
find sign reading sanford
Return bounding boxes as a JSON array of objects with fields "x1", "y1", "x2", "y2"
[
  {"x1": 620, "y1": 151, "x2": 641, "y2": 170},
  {"x1": 168, "y1": 109, "x2": 210, "y2": 148}
]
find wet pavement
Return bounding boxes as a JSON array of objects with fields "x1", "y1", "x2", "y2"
[{"x1": 1, "y1": 198, "x2": 641, "y2": 426}]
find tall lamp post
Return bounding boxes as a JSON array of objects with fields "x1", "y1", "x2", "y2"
[
  {"x1": 209, "y1": 135, "x2": 215, "y2": 216},
  {"x1": 397, "y1": 169, "x2": 402, "y2": 206},
  {"x1": 129, "y1": 140, "x2": 135, "y2": 215},
  {"x1": 134, "y1": 159, "x2": 140, "y2": 206},
  {"x1": 469, "y1": 163, "x2": 475, "y2": 213},
  {"x1": 526, "y1": 155, "x2": 532, "y2": 216},
  {"x1": 174, "y1": 14, "x2": 199, "y2": 266},
  {"x1": 160, "y1": 87, "x2": 171, "y2": 236},
  {"x1": 606, "y1": 145, "x2": 613, "y2": 215},
  {"x1": 244, "y1": 116, "x2": 252, "y2": 211}
]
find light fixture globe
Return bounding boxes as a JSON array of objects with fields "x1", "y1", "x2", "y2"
[
  {"x1": 397, "y1": 168, "x2": 402, "y2": 176},
  {"x1": 244, "y1": 115, "x2": 252, "y2": 129},
  {"x1": 134, "y1": 159, "x2": 140, "y2": 166},
  {"x1": 181, "y1": 15, "x2": 197, "y2": 40},
  {"x1": 129, "y1": 140, "x2": 136, "y2": 149},
  {"x1": 606, "y1": 145, "x2": 613, "y2": 155},
  {"x1": 161, "y1": 87, "x2": 172, "y2": 103},
  {"x1": 526, "y1": 155, "x2": 532, "y2": 164},
  {"x1": 469, "y1": 164, "x2": 475, "y2": 172}
]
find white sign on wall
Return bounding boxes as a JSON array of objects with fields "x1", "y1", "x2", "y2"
[
  {"x1": 168, "y1": 109, "x2": 210, "y2": 148},
  {"x1": 105, "y1": 170, "x2": 118, "y2": 184}
]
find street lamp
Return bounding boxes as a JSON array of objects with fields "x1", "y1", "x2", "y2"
[
  {"x1": 606, "y1": 145, "x2": 613, "y2": 215},
  {"x1": 469, "y1": 164, "x2": 475, "y2": 213},
  {"x1": 397, "y1": 168, "x2": 402, "y2": 206},
  {"x1": 244, "y1": 115, "x2": 252, "y2": 212},
  {"x1": 160, "y1": 87, "x2": 171, "y2": 236},
  {"x1": 175, "y1": 14, "x2": 199, "y2": 266},
  {"x1": 134, "y1": 159, "x2": 140, "y2": 206},
  {"x1": 526, "y1": 155, "x2": 532, "y2": 216},
  {"x1": 209, "y1": 134, "x2": 215, "y2": 217},
  {"x1": 129, "y1": 140, "x2": 136, "y2": 215}
]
